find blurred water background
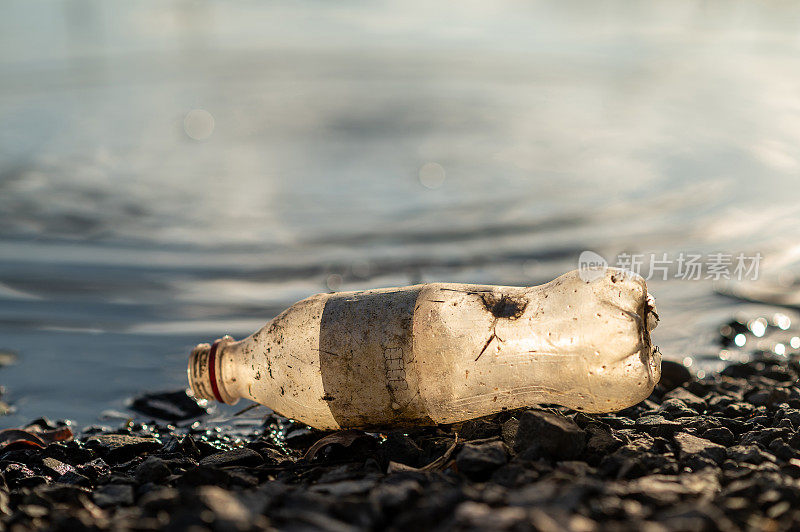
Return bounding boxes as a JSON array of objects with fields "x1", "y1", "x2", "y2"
[{"x1": 2, "y1": 0, "x2": 800, "y2": 427}]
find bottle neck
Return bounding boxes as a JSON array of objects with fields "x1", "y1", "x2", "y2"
[{"x1": 187, "y1": 335, "x2": 241, "y2": 405}]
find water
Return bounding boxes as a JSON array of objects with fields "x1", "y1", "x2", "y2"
[{"x1": 2, "y1": 0, "x2": 800, "y2": 427}]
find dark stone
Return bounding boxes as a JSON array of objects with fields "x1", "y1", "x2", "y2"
[
  {"x1": 199, "y1": 448, "x2": 264, "y2": 468},
  {"x1": 455, "y1": 441, "x2": 507, "y2": 481},
  {"x1": 86, "y1": 434, "x2": 162, "y2": 463},
  {"x1": 135, "y1": 456, "x2": 171, "y2": 484},
  {"x1": 0, "y1": 449, "x2": 39, "y2": 466},
  {"x1": 658, "y1": 398, "x2": 700, "y2": 419},
  {"x1": 379, "y1": 432, "x2": 423, "y2": 468},
  {"x1": 43, "y1": 441, "x2": 95, "y2": 465},
  {"x1": 2, "y1": 462, "x2": 36, "y2": 488},
  {"x1": 391, "y1": 484, "x2": 463, "y2": 530},
  {"x1": 501, "y1": 418, "x2": 520, "y2": 449},
  {"x1": 93, "y1": 483, "x2": 135, "y2": 508},
  {"x1": 663, "y1": 388, "x2": 707, "y2": 412},
  {"x1": 128, "y1": 389, "x2": 208, "y2": 421},
  {"x1": 34, "y1": 483, "x2": 90, "y2": 504},
  {"x1": 673, "y1": 432, "x2": 726, "y2": 465},
  {"x1": 659, "y1": 360, "x2": 692, "y2": 391},
  {"x1": 634, "y1": 415, "x2": 682, "y2": 437},
  {"x1": 161, "y1": 434, "x2": 201, "y2": 460},
  {"x1": 178, "y1": 464, "x2": 232, "y2": 487},
  {"x1": 369, "y1": 479, "x2": 423, "y2": 517},
  {"x1": 16, "y1": 475, "x2": 49, "y2": 489},
  {"x1": 76, "y1": 458, "x2": 111, "y2": 483},
  {"x1": 513, "y1": 410, "x2": 585, "y2": 460},
  {"x1": 702, "y1": 427, "x2": 735, "y2": 447},
  {"x1": 40, "y1": 457, "x2": 76, "y2": 478},
  {"x1": 727, "y1": 445, "x2": 776, "y2": 465},
  {"x1": 584, "y1": 424, "x2": 624, "y2": 457},
  {"x1": 283, "y1": 425, "x2": 322, "y2": 450},
  {"x1": 458, "y1": 419, "x2": 501, "y2": 441},
  {"x1": 769, "y1": 439, "x2": 796, "y2": 462},
  {"x1": 739, "y1": 427, "x2": 789, "y2": 447},
  {"x1": 57, "y1": 471, "x2": 93, "y2": 488}
]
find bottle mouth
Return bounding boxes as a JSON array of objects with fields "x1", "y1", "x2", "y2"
[{"x1": 187, "y1": 336, "x2": 236, "y2": 404}]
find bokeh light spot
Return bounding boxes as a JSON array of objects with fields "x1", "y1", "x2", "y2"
[
  {"x1": 418, "y1": 162, "x2": 446, "y2": 189},
  {"x1": 325, "y1": 274, "x2": 343, "y2": 292},
  {"x1": 184, "y1": 109, "x2": 215, "y2": 140}
]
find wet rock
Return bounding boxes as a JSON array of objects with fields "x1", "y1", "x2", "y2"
[
  {"x1": 128, "y1": 389, "x2": 208, "y2": 421},
  {"x1": 57, "y1": 471, "x2": 93, "y2": 488},
  {"x1": 727, "y1": 445, "x2": 776, "y2": 465},
  {"x1": 663, "y1": 388, "x2": 707, "y2": 412},
  {"x1": 40, "y1": 457, "x2": 75, "y2": 478},
  {"x1": 456, "y1": 441, "x2": 507, "y2": 481},
  {"x1": 739, "y1": 427, "x2": 789, "y2": 447},
  {"x1": 379, "y1": 432, "x2": 423, "y2": 468},
  {"x1": 702, "y1": 427, "x2": 735, "y2": 447},
  {"x1": 199, "y1": 448, "x2": 263, "y2": 468},
  {"x1": 658, "y1": 398, "x2": 700, "y2": 419},
  {"x1": 584, "y1": 424, "x2": 624, "y2": 457},
  {"x1": 2, "y1": 462, "x2": 36, "y2": 488},
  {"x1": 500, "y1": 418, "x2": 520, "y2": 449},
  {"x1": 458, "y1": 419, "x2": 501, "y2": 441},
  {"x1": 161, "y1": 434, "x2": 201, "y2": 460},
  {"x1": 178, "y1": 464, "x2": 257, "y2": 488},
  {"x1": 86, "y1": 434, "x2": 161, "y2": 463},
  {"x1": 369, "y1": 479, "x2": 423, "y2": 517},
  {"x1": 673, "y1": 432, "x2": 726, "y2": 466},
  {"x1": 135, "y1": 456, "x2": 171, "y2": 484},
  {"x1": 768, "y1": 439, "x2": 796, "y2": 462},
  {"x1": 513, "y1": 410, "x2": 585, "y2": 460},
  {"x1": 16, "y1": 475, "x2": 49, "y2": 489},
  {"x1": 34, "y1": 483, "x2": 90, "y2": 505},
  {"x1": 634, "y1": 415, "x2": 682, "y2": 437},
  {"x1": 659, "y1": 360, "x2": 692, "y2": 391},
  {"x1": 76, "y1": 458, "x2": 111, "y2": 483},
  {"x1": 93, "y1": 483, "x2": 135, "y2": 508}
]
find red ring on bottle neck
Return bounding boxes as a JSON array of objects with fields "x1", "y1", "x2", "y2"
[{"x1": 208, "y1": 339, "x2": 224, "y2": 403}]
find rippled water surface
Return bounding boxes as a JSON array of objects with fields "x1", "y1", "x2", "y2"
[{"x1": 2, "y1": 0, "x2": 800, "y2": 426}]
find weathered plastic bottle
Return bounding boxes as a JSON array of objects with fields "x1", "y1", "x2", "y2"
[{"x1": 188, "y1": 268, "x2": 660, "y2": 430}]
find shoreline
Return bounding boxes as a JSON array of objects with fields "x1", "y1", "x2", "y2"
[{"x1": 2, "y1": 354, "x2": 800, "y2": 530}]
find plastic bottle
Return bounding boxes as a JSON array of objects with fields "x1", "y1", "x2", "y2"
[{"x1": 188, "y1": 267, "x2": 660, "y2": 430}]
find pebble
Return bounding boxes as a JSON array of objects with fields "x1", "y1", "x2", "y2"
[
  {"x1": 134, "y1": 456, "x2": 172, "y2": 484},
  {"x1": 199, "y1": 448, "x2": 264, "y2": 468},
  {"x1": 673, "y1": 432, "x2": 726, "y2": 465},
  {"x1": 128, "y1": 389, "x2": 208, "y2": 421},
  {"x1": 659, "y1": 360, "x2": 693, "y2": 391},
  {"x1": 86, "y1": 434, "x2": 161, "y2": 463},
  {"x1": 93, "y1": 484, "x2": 135, "y2": 508},
  {"x1": 455, "y1": 441, "x2": 507, "y2": 480},
  {"x1": 513, "y1": 410, "x2": 585, "y2": 460}
]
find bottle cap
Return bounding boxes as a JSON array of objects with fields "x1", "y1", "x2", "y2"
[{"x1": 187, "y1": 336, "x2": 237, "y2": 404}]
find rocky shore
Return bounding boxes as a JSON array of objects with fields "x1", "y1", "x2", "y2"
[{"x1": 3, "y1": 353, "x2": 800, "y2": 531}]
